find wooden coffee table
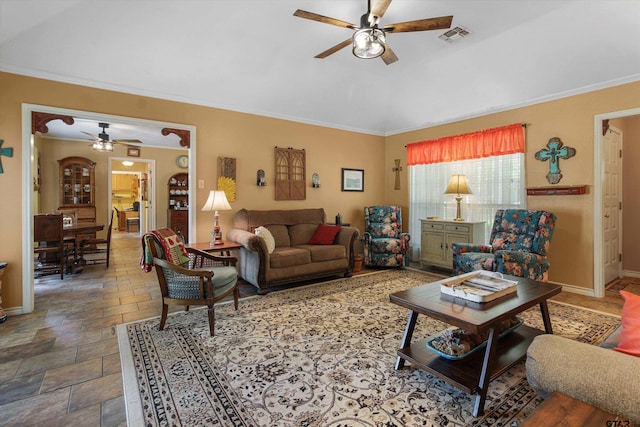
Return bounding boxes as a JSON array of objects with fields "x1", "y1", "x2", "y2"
[{"x1": 389, "y1": 272, "x2": 562, "y2": 417}]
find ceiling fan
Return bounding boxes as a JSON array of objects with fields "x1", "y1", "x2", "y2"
[
  {"x1": 82, "y1": 122, "x2": 143, "y2": 152},
  {"x1": 293, "y1": 0, "x2": 453, "y2": 65}
]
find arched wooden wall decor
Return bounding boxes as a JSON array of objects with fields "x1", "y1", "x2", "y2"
[
  {"x1": 161, "y1": 128, "x2": 191, "y2": 148},
  {"x1": 31, "y1": 112, "x2": 75, "y2": 134}
]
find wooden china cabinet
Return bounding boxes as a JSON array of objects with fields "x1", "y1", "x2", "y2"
[
  {"x1": 57, "y1": 156, "x2": 97, "y2": 241},
  {"x1": 168, "y1": 172, "x2": 189, "y2": 242}
]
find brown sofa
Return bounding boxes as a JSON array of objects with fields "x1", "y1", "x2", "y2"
[{"x1": 226, "y1": 208, "x2": 359, "y2": 294}]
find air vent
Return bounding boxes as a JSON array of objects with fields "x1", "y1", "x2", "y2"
[{"x1": 439, "y1": 26, "x2": 470, "y2": 42}]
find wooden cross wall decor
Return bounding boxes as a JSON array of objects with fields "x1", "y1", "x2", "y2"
[
  {"x1": 0, "y1": 140, "x2": 13, "y2": 174},
  {"x1": 534, "y1": 137, "x2": 576, "y2": 184},
  {"x1": 392, "y1": 159, "x2": 403, "y2": 190}
]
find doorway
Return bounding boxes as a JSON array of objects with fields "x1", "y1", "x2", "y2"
[
  {"x1": 21, "y1": 104, "x2": 196, "y2": 314},
  {"x1": 594, "y1": 107, "x2": 640, "y2": 298},
  {"x1": 110, "y1": 158, "x2": 156, "y2": 237}
]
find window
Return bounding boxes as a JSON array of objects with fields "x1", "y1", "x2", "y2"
[{"x1": 407, "y1": 124, "x2": 526, "y2": 259}]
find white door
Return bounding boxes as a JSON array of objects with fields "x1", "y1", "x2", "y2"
[{"x1": 603, "y1": 125, "x2": 622, "y2": 284}]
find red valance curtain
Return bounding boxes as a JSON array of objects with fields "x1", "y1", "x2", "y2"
[{"x1": 407, "y1": 123, "x2": 525, "y2": 166}]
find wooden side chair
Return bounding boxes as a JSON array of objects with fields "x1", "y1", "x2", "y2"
[
  {"x1": 34, "y1": 213, "x2": 67, "y2": 279},
  {"x1": 141, "y1": 228, "x2": 239, "y2": 336},
  {"x1": 79, "y1": 209, "x2": 115, "y2": 267}
]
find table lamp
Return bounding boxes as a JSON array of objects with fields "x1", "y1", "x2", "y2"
[
  {"x1": 444, "y1": 175, "x2": 472, "y2": 221},
  {"x1": 201, "y1": 190, "x2": 232, "y2": 245}
]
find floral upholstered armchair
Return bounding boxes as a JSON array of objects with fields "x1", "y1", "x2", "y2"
[
  {"x1": 451, "y1": 209, "x2": 557, "y2": 281},
  {"x1": 363, "y1": 206, "x2": 410, "y2": 267}
]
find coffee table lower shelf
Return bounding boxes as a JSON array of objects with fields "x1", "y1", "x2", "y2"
[{"x1": 397, "y1": 325, "x2": 542, "y2": 394}]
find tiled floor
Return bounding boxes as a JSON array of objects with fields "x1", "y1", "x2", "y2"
[{"x1": 0, "y1": 233, "x2": 629, "y2": 426}]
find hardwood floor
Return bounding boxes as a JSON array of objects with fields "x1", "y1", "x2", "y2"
[{"x1": 0, "y1": 234, "x2": 630, "y2": 426}]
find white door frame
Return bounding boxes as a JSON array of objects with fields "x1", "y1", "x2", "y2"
[
  {"x1": 110, "y1": 159, "x2": 157, "y2": 234},
  {"x1": 593, "y1": 107, "x2": 640, "y2": 298},
  {"x1": 21, "y1": 103, "x2": 196, "y2": 314}
]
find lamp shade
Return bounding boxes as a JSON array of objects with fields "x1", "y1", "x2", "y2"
[
  {"x1": 201, "y1": 190, "x2": 231, "y2": 212},
  {"x1": 444, "y1": 175, "x2": 472, "y2": 195}
]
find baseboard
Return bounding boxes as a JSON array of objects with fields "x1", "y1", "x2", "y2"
[
  {"x1": 546, "y1": 280, "x2": 596, "y2": 297},
  {"x1": 2, "y1": 306, "x2": 25, "y2": 316},
  {"x1": 622, "y1": 270, "x2": 640, "y2": 278}
]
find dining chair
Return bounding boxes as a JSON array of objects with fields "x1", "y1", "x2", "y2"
[
  {"x1": 141, "y1": 228, "x2": 239, "y2": 336},
  {"x1": 79, "y1": 209, "x2": 114, "y2": 267},
  {"x1": 34, "y1": 213, "x2": 67, "y2": 279},
  {"x1": 58, "y1": 209, "x2": 79, "y2": 266}
]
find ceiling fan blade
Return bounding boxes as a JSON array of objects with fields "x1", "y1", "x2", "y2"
[
  {"x1": 81, "y1": 131, "x2": 98, "y2": 139},
  {"x1": 114, "y1": 139, "x2": 143, "y2": 144},
  {"x1": 315, "y1": 39, "x2": 352, "y2": 59},
  {"x1": 381, "y1": 45, "x2": 398, "y2": 65},
  {"x1": 369, "y1": 0, "x2": 392, "y2": 25},
  {"x1": 384, "y1": 15, "x2": 453, "y2": 33},
  {"x1": 293, "y1": 9, "x2": 357, "y2": 29}
]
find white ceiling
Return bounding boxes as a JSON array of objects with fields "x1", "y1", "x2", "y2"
[{"x1": 1, "y1": 0, "x2": 639, "y2": 140}]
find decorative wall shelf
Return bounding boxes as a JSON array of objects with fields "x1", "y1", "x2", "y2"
[{"x1": 526, "y1": 185, "x2": 587, "y2": 196}]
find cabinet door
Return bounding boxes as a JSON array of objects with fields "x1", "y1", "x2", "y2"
[
  {"x1": 422, "y1": 230, "x2": 445, "y2": 263},
  {"x1": 445, "y1": 233, "x2": 471, "y2": 264},
  {"x1": 169, "y1": 210, "x2": 189, "y2": 243}
]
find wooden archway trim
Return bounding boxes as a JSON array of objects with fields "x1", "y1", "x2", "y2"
[
  {"x1": 161, "y1": 128, "x2": 191, "y2": 148},
  {"x1": 32, "y1": 112, "x2": 75, "y2": 134}
]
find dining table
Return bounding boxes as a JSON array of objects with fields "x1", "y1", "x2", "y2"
[{"x1": 63, "y1": 222, "x2": 104, "y2": 273}]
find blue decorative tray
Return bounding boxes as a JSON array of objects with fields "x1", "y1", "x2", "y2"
[{"x1": 426, "y1": 317, "x2": 524, "y2": 360}]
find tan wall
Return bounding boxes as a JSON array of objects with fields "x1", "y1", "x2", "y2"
[
  {"x1": 0, "y1": 72, "x2": 384, "y2": 311},
  {"x1": 385, "y1": 81, "x2": 640, "y2": 291}
]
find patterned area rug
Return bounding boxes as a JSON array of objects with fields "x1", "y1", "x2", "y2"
[
  {"x1": 118, "y1": 270, "x2": 621, "y2": 427},
  {"x1": 606, "y1": 277, "x2": 640, "y2": 296}
]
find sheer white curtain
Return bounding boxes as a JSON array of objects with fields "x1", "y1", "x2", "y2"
[{"x1": 409, "y1": 153, "x2": 526, "y2": 260}]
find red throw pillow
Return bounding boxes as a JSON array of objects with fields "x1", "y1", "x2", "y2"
[
  {"x1": 614, "y1": 290, "x2": 640, "y2": 357},
  {"x1": 309, "y1": 224, "x2": 341, "y2": 245}
]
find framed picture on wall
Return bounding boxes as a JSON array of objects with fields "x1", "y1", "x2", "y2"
[
  {"x1": 341, "y1": 168, "x2": 364, "y2": 192},
  {"x1": 127, "y1": 147, "x2": 140, "y2": 157}
]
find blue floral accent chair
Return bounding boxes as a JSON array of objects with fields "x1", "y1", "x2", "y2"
[
  {"x1": 363, "y1": 206, "x2": 410, "y2": 267},
  {"x1": 451, "y1": 209, "x2": 557, "y2": 281}
]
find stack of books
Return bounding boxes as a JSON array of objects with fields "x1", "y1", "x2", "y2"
[{"x1": 440, "y1": 271, "x2": 518, "y2": 302}]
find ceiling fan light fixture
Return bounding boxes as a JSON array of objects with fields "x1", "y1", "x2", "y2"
[
  {"x1": 92, "y1": 140, "x2": 113, "y2": 152},
  {"x1": 352, "y1": 28, "x2": 386, "y2": 59}
]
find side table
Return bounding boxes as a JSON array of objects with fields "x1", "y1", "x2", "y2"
[
  {"x1": 187, "y1": 241, "x2": 242, "y2": 257},
  {"x1": 0, "y1": 262, "x2": 7, "y2": 323}
]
